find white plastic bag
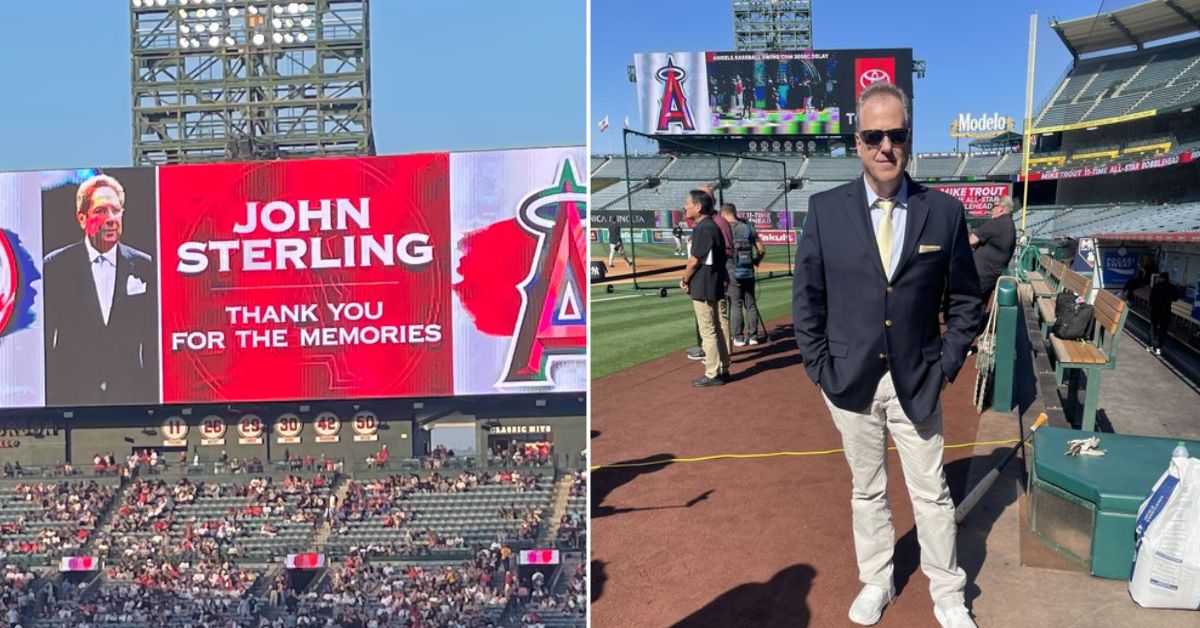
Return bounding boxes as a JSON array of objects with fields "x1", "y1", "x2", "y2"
[{"x1": 1129, "y1": 456, "x2": 1200, "y2": 610}]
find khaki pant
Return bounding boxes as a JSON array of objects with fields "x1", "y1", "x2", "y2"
[
  {"x1": 823, "y1": 372, "x2": 966, "y2": 607},
  {"x1": 692, "y1": 299, "x2": 730, "y2": 379}
]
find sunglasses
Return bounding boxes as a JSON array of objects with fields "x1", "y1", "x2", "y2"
[{"x1": 857, "y1": 128, "x2": 910, "y2": 146}]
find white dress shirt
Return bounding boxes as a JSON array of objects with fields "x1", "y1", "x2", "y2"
[
  {"x1": 84, "y1": 238, "x2": 118, "y2": 326},
  {"x1": 863, "y1": 176, "x2": 909, "y2": 280}
]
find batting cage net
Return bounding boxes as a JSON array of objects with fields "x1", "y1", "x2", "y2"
[{"x1": 589, "y1": 129, "x2": 798, "y2": 292}]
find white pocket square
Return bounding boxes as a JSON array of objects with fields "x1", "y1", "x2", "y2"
[
  {"x1": 918, "y1": 244, "x2": 942, "y2": 254},
  {"x1": 126, "y1": 275, "x2": 147, "y2": 296}
]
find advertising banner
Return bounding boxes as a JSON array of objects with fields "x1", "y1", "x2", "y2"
[
  {"x1": 635, "y1": 48, "x2": 913, "y2": 137},
  {"x1": 758, "y1": 229, "x2": 798, "y2": 245},
  {"x1": 928, "y1": 183, "x2": 1011, "y2": 219},
  {"x1": 1099, "y1": 249, "x2": 1140, "y2": 287},
  {"x1": 0, "y1": 148, "x2": 584, "y2": 410},
  {"x1": 589, "y1": 211, "x2": 657, "y2": 227},
  {"x1": 1021, "y1": 150, "x2": 1196, "y2": 182}
]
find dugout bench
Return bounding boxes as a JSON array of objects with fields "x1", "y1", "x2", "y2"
[{"x1": 1130, "y1": 286, "x2": 1200, "y2": 351}]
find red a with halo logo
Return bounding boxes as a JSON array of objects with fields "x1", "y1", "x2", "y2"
[{"x1": 656, "y1": 56, "x2": 696, "y2": 132}]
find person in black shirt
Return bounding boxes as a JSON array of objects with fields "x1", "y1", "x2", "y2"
[
  {"x1": 672, "y1": 222, "x2": 685, "y2": 256},
  {"x1": 607, "y1": 222, "x2": 632, "y2": 268},
  {"x1": 681, "y1": 190, "x2": 730, "y2": 387},
  {"x1": 1148, "y1": 271, "x2": 1179, "y2": 355},
  {"x1": 970, "y1": 197, "x2": 1017, "y2": 333}
]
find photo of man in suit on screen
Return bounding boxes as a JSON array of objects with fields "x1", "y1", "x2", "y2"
[{"x1": 43, "y1": 174, "x2": 157, "y2": 406}]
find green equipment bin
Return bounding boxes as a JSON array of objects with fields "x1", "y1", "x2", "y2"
[{"x1": 1030, "y1": 427, "x2": 1200, "y2": 579}]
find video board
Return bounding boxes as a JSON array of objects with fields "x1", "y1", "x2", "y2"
[
  {"x1": 0, "y1": 147, "x2": 586, "y2": 408},
  {"x1": 634, "y1": 48, "x2": 913, "y2": 137}
]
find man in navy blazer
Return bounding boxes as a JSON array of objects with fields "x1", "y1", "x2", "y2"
[
  {"x1": 793, "y1": 82, "x2": 981, "y2": 628},
  {"x1": 43, "y1": 174, "x2": 158, "y2": 406}
]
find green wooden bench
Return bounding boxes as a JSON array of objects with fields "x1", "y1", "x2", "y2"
[
  {"x1": 1046, "y1": 289, "x2": 1129, "y2": 432},
  {"x1": 1027, "y1": 254, "x2": 1056, "y2": 299},
  {"x1": 1031, "y1": 426, "x2": 1200, "y2": 579}
]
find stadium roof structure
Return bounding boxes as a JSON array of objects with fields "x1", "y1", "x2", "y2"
[{"x1": 1050, "y1": 0, "x2": 1200, "y2": 57}]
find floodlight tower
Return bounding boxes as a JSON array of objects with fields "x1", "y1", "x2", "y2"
[
  {"x1": 130, "y1": 0, "x2": 374, "y2": 165},
  {"x1": 732, "y1": 0, "x2": 813, "y2": 51}
]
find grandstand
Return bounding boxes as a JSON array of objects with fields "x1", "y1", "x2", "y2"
[
  {"x1": 589, "y1": 151, "x2": 1014, "y2": 227},
  {"x1": 1017, "y1": 0, "x2": 1200, "y2": 254},
  {"x1": 592, "y1": 3, "x2": 1200, "y2": 251},
  {"x1": 1039, "y1": 15, "x2": 1200, "y2": 127},
  {"x1": 3, "y1": 449, "x2": 586, "y2": 627}
]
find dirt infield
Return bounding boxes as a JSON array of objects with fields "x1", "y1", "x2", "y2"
[
  {"x1": 590, "y1": 319, "x2": 985, "y2": 627},
  {"x1": 591, "y1": 257, "x2": 794, "y2": 285}
]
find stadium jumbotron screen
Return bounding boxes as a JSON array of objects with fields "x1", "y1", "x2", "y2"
[
  {"x1": 0, "y1": 147, "x2": 587, "y2": 408},
  {"x1": 634, "y1": 48, "x2": 914, "y2": 136}
]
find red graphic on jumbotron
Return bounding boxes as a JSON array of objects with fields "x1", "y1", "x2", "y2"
[
  {"x1": 855, "y1": 57, "x2": 896, "y2": 97},
  {"x1": 0, "y1": 231, "x2": 17, "y2": 333},
  {"x1": 454, "y1": 220, "x2": 539, "y2": 337},
  {"x1": 158, "y1": 155, "x2": 453, "y2": 403},
  {"x1": 656, "y1": 56, "x2": 696, "y2": 131},
  {"x1": 453, "y1": 159, "x2": 587, "y2": 387}
]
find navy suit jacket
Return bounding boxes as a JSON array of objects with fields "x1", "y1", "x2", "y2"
[
  {"x1": 43, "y1": 240, "x2": 158, "y2": 406},
  {"x1": 793, "y1": 175, "x2": 982, "y2": 422}
]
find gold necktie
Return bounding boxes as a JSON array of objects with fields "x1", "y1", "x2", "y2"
[{"x1": 875, "y1": 198, "x2": 895, "y2": 274}]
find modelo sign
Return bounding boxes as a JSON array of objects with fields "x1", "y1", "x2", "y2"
[{"x1": 951, "y1": 113, "x2": 1016, "y2": 138}]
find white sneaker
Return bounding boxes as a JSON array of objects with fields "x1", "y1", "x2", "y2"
[
  {"x1": 848, "y1": 584, "x2": 892, "y2": 626},
  {"x1": 748, "y1": 337, "x2": 760, "y2": 346},
  {"x1": 934, "y1": 604, "x2": 977, "y2": 628},
  {"x1": 1146, "y1": 345, "x2": 1154, "y2": 352},
  {"x1": 733, "y1": 338, "x2": 747, "y2": 347},
  {"x1": 1155, "y1": 348, "x2": 1163, "y2": 356}
]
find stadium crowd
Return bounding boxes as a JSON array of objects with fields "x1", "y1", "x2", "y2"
[
  {"x1": 519, "y1": 563, "x2": 587, "y2": 627},
  {"x1": 555, "y1": 471, "x2": 586, "y2": 548},
  {"x1": 489, "y1": 442, "x2": 555, "y2": 468},
  {"x1": 96, "y1": 475, "x2": 329, "y2": 596},
  {"x1": 0, "y1": 481, "x2": 115, "y2": 557},
  {"x1": 44, "y1": 582, "x2": 254, "y2": 627},
  {"x1": 1, "y1": 564, "x2": 37, "y2": 626},
  {"x1": 286, "y1": 549, "x2": 513, "y2": 627},
  {"x1": 332, "y1": 470, "x2": 546, "y2": 556}
]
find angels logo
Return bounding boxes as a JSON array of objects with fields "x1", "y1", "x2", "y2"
[
  {"x1": 0, "y1": 229, "x2": 38, "y2": 338},
  {"x1": 656, "y1": 56, "x2": 696, "y2": 132},
  {"x1": 452, "y1": 157, "x2": 587, "y2": 390},
  {"x1": 496, "y1": 158, "x2": 587, "y2": 387}
]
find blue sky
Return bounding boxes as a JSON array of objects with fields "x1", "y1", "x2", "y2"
[
  {"x1": 0, "y1": 0, "x2": 585, "y2": 170},
  {"x1": 592, "y1": 0, "x2": 1149, "y2": 154}
]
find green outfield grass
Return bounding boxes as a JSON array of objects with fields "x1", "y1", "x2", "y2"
[
  {"x1": 591, "y1": 275, "x2": 795, "y2": 379},
  {"x1": 593, "y1": 240, "x2": 798, "y2": 261},
  {"x1": 593, "y1": 242, "x2": 685, "y2": 260}
]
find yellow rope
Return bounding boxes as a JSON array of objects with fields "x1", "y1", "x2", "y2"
[{"x1": 590, "y1": 438, "x2": 1022, "y2": 471}]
